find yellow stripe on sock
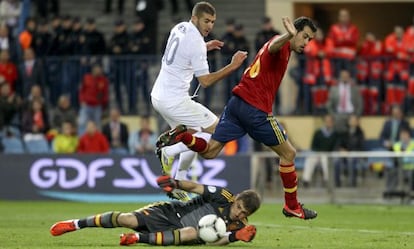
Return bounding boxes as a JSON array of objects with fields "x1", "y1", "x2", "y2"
[
  {"x1": 156, "y1": 232, "x2": 163, "y2": 245},
  {"x1": 279, "y1": 165, "x2": 295, "y2": 173},
  {"x1": 95, "y1": 215, "x2": 102, "y2": 227},
  {"x1": 112, "y1": 212, "x2": 120, "y2": 227},
  {"x1": 284, "y1": 186, "x2": 297, "y2": 193},
  {"x1": 173, "y1": 230, "x2": 180, "y2": 245},
  {"x1": 187, "y1": 136, "x2": 196, "y2": 147}
]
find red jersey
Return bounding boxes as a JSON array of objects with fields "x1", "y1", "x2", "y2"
[
  {"x1": 0, "y1": 62, "x2": 18, "y2": 90},
  {"x1": 79, "y1": 74, "x2": 109, "y2": 107},
  {"x1": 77, "y1": 132, "x2": 110, "y2": 153},
  {"x1": 232, "y1": 38, "x2": 290, "y2": 114}
]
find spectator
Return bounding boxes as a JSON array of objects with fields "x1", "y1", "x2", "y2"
[
  {"x1": 302, "y1": 114, "x2": 339, "y2": 188},
  {"x1": 109, "y1": 19, "x2": 129, "y2": 55},
  {"x1": 50, "y1": 95, "x2": 77, "y2": 132},
  {"x1": 129, "y1": 17, "x2": 151, "y2": 55},
  {"x1": 129, "y1": 18, "x2": 152, "y2": 114},
  {"x1": 327, "y1": 8, "x2": 360, "y2": 77},
  {"x1": 78, "y1": 64, "x2": 109, "y2": 135},
  {"x1": 18, "y1": 17, "x2": 36, "y2": 51},
  {"x1": 109, "y1": 19, "x2": 130, "y2": 113},
  {"x1": 221, "y1": 18, "x2": 239, "y2": 98},
  {"x1": 0, "y1": 83, "x2": 22, "y2": 132},
  {"x1": 0, "y1": 49, "x2": 17, "y2": 93},
  {"x1": 77, "y1": 120, "x2": 110, "y2": 154},
  {"x1": 128, "y1": 115, "x2": 157, "y2": 155},
  {"x1": 52, "y1": 121, "x2": 78, "y2": 153},
  {"x1": 0, "y1": 24, "x2": 17, "y2": 69},
  {"x1": 104, "y1": 0, "x2": 125, "y2": 15},
  {"x1": 21, "y1": 98, "x2": 50, "y2": 141},
  {"x1": 17, "y1": 48, "x2": 45, "y2": 98},
  {"x1": 0, "y1": 24, "x2": 12, "y2": 51},
  {"x1": 391, "y1": 128, "x2": 414, "y2": 194},
  {"x1": 379, "y1": 104, "x2": 411, "y2": 151},
  {"x1": 50, "y1": 15, "x2": 74, "y2": 56},
  {"x1": 102, "y1": 107, "x2": 129, "y2": 154},
  {"x1": 334, "y1": 115, "x2": 365, "y2": 187},
  {"x1": 404, "y1": 17, "x2": 414, "y2": 115},
  {"x1": 384, "y1": 26, "x2": 409, "y2": 109},
  {"x1": 46, "y1": 16, "x2": 61, "y2": 56},
  {"x1": 357, "y1": 32, "x2": 383, "y2": 115},
  {"x1": 135, "y1": 0, "x2": 163, "y2": 54},
  {"x1": 254, "y1": 16, "x2": 280, "y2": 52},
  {"x1": 223, "y1": 23, "x2": 249, "y2": 102},
  {"x1": 80, "y1": 18, "x2": 106, "y2": 55},
  {"x1": 32, "y1": 19, "x2": 52, "y2": 57},
  {"x1": 25, "y1": 84, "x2": 45, "y2": 107},
  {"x1": 405, "y1": 15, "x2": 414, "y2": 73},
  {"x1": 326, "y1": 69, "x2": 363, "y2": 136},
  {"x1": 70, "y1": 17, "x2": 84, "y2": 55},
  {"x1": 0, "y1": 25, "x2": 8, "y2": 51},
  {"x1": 0, "y1": 0, "x2": 22, "y2": 36},
  {"x1": 303, "y1": 27, "x2": 334, "y2": 114}
]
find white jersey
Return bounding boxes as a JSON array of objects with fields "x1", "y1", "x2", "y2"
[{"x1": 151, "y1": 21, "x2": 209, "y2": 105}]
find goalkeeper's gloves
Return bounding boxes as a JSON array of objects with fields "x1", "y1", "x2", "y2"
[
  {"x1": 229, "y1": 225, "x2": 256, "y2": 242},
  {"x1": 156, "y1": 175, "x2": 178, "y2": 193}
]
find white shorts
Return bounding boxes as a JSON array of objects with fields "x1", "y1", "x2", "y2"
[{"x1": 152, "y1": 96, "x2": 217, "y2": 130}]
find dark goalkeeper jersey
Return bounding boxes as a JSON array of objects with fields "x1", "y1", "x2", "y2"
[{"x1": 168, "y1": 185, "x2": 241, "y2": 229}]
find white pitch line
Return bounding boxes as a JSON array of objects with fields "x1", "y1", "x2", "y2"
[{"x1": 254, "y1": 223, "x2": 414, "y2": 236}]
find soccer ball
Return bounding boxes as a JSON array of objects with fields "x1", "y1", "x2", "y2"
[{"x1": 197, "y1": 214, "x2": 227, "y2": 243}]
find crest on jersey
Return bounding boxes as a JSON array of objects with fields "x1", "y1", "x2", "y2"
[
  {"x1": 178, "y1": 24, "x2": 186, "y2": 33},
  {"x1": 208, "y1": 186, "x2": 217, "y2": 193}
]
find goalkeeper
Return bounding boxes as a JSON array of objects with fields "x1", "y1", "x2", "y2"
[{"x1": 50, "y1": 175, "x2": 260, "y2": 246}]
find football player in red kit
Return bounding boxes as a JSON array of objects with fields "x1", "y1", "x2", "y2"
[{"x1": 158, "y1": 16, "x2": 318, "y2": 220}]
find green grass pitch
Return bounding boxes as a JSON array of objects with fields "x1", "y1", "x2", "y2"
[{"x1": 1, "y1": 201, "x2": 413, "y2": 249}]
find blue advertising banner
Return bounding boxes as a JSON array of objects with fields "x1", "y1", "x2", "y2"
[{"x1": 0, "y1": 154, "x2": 251, "y2": 202}]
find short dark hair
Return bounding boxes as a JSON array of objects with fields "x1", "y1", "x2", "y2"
[
  {"x1": 236, "y1": 190, "x2": 261, "y2": 215},
  {"x1": 294, "y1": 16, "x2": 317, "y2": 33},
  {"x1": 192, "y1": 1, "x2": 215, "y2": 18}
]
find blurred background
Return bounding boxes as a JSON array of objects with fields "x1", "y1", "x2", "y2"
[{"x1": 0, "y1": 0, "x2": 414, "y2": 205}]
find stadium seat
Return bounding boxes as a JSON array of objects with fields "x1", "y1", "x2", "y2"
[
  {"x1": 25, "y1": 138, "x2": 51, "y2": 154},
  {"x1": 1, "y1": 137, "x2": 25, "y2": 153}
]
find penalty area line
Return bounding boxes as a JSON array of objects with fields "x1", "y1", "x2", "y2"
[{"x1": 254, "y1": 223, "x2": 414, "y2": 236}]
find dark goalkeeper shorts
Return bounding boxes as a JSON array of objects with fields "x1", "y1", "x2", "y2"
[
  {"x1": 212, "y1": 95, "x2": 288, "y2": 146},
  {"x1": 133, "y1": 203, "x2": 182, "y2": 232}
]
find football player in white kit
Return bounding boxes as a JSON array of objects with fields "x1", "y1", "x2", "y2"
[{"x1": 151, "y1": 1, "x2": 248, "y2": 200}]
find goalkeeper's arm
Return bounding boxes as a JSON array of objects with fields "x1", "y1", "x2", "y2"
[
  {"x1": 157, "y1": 175, "x2": 204, "y2": 195},
  {"x1": 207, "y1": 225, "x2": 257, "y2": 245}
]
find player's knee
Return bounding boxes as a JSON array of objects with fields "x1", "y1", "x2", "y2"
[
  {"x1": 282, "y1": 147, "x2": 297, "y2": 162},
  {"x1": 117, "y1": 213, "x2": 138, "y2": 228}
]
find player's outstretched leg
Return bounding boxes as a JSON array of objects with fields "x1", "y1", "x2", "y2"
[
  {"x1": 282, "y1": 203, "x2": 317, "y2": 220},
  {"x1": 50, "y1": 211, "x2": 122, "y2": 236}
]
